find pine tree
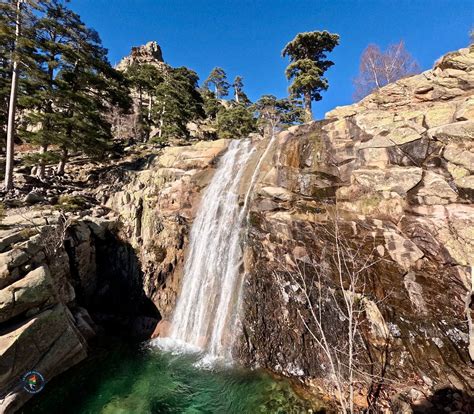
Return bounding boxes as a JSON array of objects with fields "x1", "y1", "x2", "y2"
[
  {"x1": 232, "y1": 75, "x2": 251, "y2": 105},
  {"x1": 126, "y1": 63, "x2": 163, "y2": 141},
  {"x1": 203, "y1": 67, "x2": 230, "y2": 99},
  {"x1": 22, "y1": 0, "x2": 131, "y2": 177},
  {"x1": 217, "y1": 104, "x2": 256, "y2": 139},
  {"x1": 282, "y1": 31, "x2": 339, "y2": 122},
  {"x1": 253, "y1": 95, "x2": 305, "y2": 135},
  {"x1": 1, "y1": 0, "x2": 46, "y2": 189},
  {"x1": 152, "y1": 67, "x2": 204, "y2": 143},
  {"x1": 200, "y1": 88, "x2": 223, "y2": 120}
]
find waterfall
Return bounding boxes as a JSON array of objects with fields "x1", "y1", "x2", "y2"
[{"x1": 168, "y1": 139, "x2": 255, "y2": 360}]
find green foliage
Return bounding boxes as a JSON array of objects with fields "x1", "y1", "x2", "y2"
[
  {"x1": 55, "y1": 194, "x2": 88, "y2": 211},
  {"x1": 22, "y1": 150, "x2": 60, "y2": 166},
  {"x1": 232, "y1": 75, "x2": 251, "y2": 105},
  {"x1": 203, "y1": 67, "x2": 230, "y2": 99},
  {"x1": 252, "y1": 95, "x2": 304, "y2": 134},
  {"x1": 0, "y1": 0, "x2": 48, "y2": 146},
  {"x1": 151, "y1": 66, "x2": 205, "y2": 143},
  {"x1": 217, "y1": 103, "x2": 256, "y2": 139},
  {"x1": 200, "y1": 88, "x2": 224, "y2": 119},
  {"x1": 282, "y1": 30, "x2": 339, "y2": 120},
  {"x1": 126, "y1": 63, "x2": 163, "y2": 139},
  {"x1": 2, "y1": 0, "x2": 131, "y2": 177},
  {"x1": 126, "y1": 63, "x2": 205, "y2": 145}
]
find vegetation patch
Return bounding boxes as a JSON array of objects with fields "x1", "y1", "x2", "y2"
[{"x1": 54, "y1": 195, "x2": 89, "y2": 212}]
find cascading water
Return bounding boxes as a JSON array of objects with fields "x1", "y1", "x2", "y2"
[
  {"x1": 154, "y1": 136, "x2": 276, "y2": 362},
  {"x1": 168, "y1": 139, "x2": 255, "y2": 360}
]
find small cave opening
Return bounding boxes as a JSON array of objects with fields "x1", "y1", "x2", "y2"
[{"x1": 70, "y1": 227, "x2": 161, "y2": 341}]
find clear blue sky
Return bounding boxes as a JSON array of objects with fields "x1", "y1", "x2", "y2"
[{"x1": 74, "y1": 0, "x2": 472, "y2": 119}]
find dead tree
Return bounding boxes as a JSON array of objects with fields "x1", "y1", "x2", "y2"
[
  {"x1": 353, "y1": 40, "x2": 419, "y2": 101},
  {"x1": 275, "y1": 214, "x2": 391, "y2": 413}
]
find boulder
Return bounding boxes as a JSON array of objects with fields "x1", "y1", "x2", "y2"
[
  {"x1": 0, "y1": 266, "x2": 55, "y2": 324},
  {"x1": 23, "y1": 191, "x2": 45, "y2": 205},
  {"x1": 444, "y1": 144, "x2": 474, "y2": 172},
  {"x1": 454, "y1": 174, "x2": 474, "y2": 191},
  {"x1": 455, "y1": 97, "x2": 474, "y2": 121},
  {"x1": 428, "y1": 120, "x2": 474, "y2": 142},
  {"x1": 352, "y1": 167, "x2": 423, "y2": 194},
  {"x1": 413, "y1": 171, "x2": 458, "y2": 205},
  {"x1": 0, "y1": 304, "x2": 87, "y2": 413}
]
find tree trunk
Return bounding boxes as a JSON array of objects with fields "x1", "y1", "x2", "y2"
[
  {"x1": 4, "y1": 0, "x2": 23, "y2": 190},
  {"x1": 36, "y1": 145, "x2": 47, "y2": 180},
  {"x1": 56, "y1": 148, "x2": 68, "y2": 175},
  {"x1": 158, "y1": 102, "x2": 165, "y2": 139},
  {"x1": 304, "y1": 91, "x2": 312, "y2": 123},
  {"x1": 148, "y1": 95, "x2": 152, "y2": 121},
  {"x1": 235, "y1": 90, "x2": 239, "y2": 103}
]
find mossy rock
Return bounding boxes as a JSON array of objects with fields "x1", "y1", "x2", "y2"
[
  {"x1": 311, "y1": 186, "x2": 336, "y2": 199},
  {"x1": 54, "y1": 195, "x2": 89, "y2": 212},
  {"x1": 248, "y1": 211, "x2": 264, "y2": 229}
]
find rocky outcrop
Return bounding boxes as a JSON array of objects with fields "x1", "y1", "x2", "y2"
[
  {"x1": 237, "y1": 46, "x2": 474, "y2": 411},
  {"x1": 116, "y1": 41, "x2": 165, "y2": 71},
  {"x1": 0, "y1": 206, "x2": 161, "y2": 412},
  {"x1": 1, "y1": 46, "x2": 473, "y2": 413},
  {"x1": 103, "y1": 140, "x2": 230, "y2": 321},
  {"x1": 0, "y1": 212, "x2": 96, "y2": 412}
]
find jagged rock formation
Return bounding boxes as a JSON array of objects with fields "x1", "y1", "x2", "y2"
[
  {"x1": 0, "y1": 212, "x2": 98, "y2": 412},
  {"x1": 116, "y1": 41, "x2": 165, "y2": 71}
]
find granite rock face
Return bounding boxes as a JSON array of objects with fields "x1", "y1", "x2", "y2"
[
  {"x1": 104, "y1": 140, "x2": 230, "y2": 321},
  {"x1": 237, "y1": 46, "x2": 474, "y2": 411},
  {"x1": 0, "y1": 212, "x2": 98, "y2": 413},
  {"x1": 1, "y1": 46, "x2": 473, "y2": 413}
]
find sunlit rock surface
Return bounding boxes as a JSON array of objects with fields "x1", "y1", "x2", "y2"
[
  {"x1": 238, "y1": 46, "x2": 474, "y2": 410},
  {"x1": 1, "y1": 46, "x2": 473, "y2": 413}
]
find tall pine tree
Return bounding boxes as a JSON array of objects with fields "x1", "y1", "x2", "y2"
[
  {"x1": 203, "y1": 67, "x2": 229, "y2": 99},
  {"x1": 282, "y1": 31, "x2": 339, "y2": 122},
  {"x1": 22, "y1": 0, "x2": 130, "y2": 177},
  {"x1": 1, "y1": 0, "x2": 47, "y2": 189}
]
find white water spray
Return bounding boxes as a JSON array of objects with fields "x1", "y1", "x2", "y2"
[
  {"x1": 167, "y1": 139, "x2": 254, "y2": 360},
  {"x1": 156, "y1": 136, "x2": 276, "y2": 362}
]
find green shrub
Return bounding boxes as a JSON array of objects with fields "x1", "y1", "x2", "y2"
[{"x1": 55, "y1": 195, "x2": 88, "y2": 211}]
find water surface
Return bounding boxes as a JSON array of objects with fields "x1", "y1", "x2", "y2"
[{"x1": 23, "y1": 342, "x2": 317, "y2": 414}]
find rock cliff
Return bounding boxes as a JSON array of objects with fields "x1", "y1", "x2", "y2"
[
  {"x1": 238, "y1": 46, "x2": 474, "y2": 411},
  {"x1": 1, "y1": 46, "x2": 473, "y2": 413},
  {"x1": 0, "y1": 211, "x2": 99, "y2": 412}
]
